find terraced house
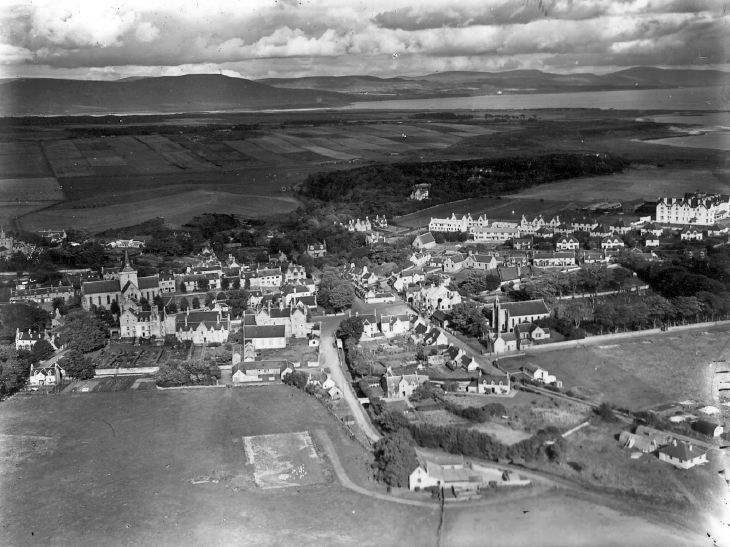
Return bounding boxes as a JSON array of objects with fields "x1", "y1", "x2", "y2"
[{"x1": 655, "y1": 192, "x2": 730, "y2": 225}]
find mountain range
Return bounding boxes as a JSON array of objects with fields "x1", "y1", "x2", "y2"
[
  {"x1": 257, "y1": 67, "x2": 730, "y2": 98},
  {"x1": 0, "y1": 74, "x2": 349, "y2": 116},
  {"x1": 1, "y1": 67, "x2": 727, "y2": 116}
]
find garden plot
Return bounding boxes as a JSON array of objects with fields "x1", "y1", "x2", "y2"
[{"x1": 242, "y1": 431, "x2": 327, "y2": 490}]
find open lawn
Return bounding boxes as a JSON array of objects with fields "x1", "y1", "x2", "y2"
[
  {"x1": 516, "y1": 324, "x2": 730, "y2": 411},
  {"x1": 0, "y1": 386, "x2": 439, "y2": 546}
]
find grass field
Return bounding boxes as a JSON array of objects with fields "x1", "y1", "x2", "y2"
[
  {"x1": 443, "y1": 490, "x2": 704, "y2": 547},
  {"x1": 506, "y1": 166, "x2": 730, "y2": 202},
  {"x1": 0, "y1": 386, "x2": 440, "y2": 546},
  {"x1": 20, "y1": 189, "x2": 302, "y2": 231},
  {"x1": 514, "y1": 324, "x2": 730, "y2": 411}
]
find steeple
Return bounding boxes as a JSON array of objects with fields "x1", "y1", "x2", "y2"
[{"x1": 121, "y1": 249, "x2": 135, "y2": 272}]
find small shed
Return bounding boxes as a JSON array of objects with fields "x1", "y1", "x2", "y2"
[{"x1": 692, "y1": 419, "x2": 724, "y2": 438}]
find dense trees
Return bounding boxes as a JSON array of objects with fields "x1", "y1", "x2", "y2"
[
  {"x1": 317, "y1": 270, "x2": 355, "y2": 311},
  {"x1": 154, "y1": 359, "x2": 220, "y2": 387},
  {"x1": 0, "y1": 345, "x2": 29, "y2": 396},
  {"x1": 336, "y1": 317, "x2": 364, "y2": 343},
  {"x1": 62, "y1": 312, "x2": 109, "y2": 353},
  {"x1": 372, "y1": 430, "x2": 419, "y2": 488},
  {"x1": 449, "y1": 303, "x2": 488, "y2": 338},
  {"x1": 60, "y1": 349, "x2": 95, "y2": 380},
  {"x1": 301, "y1": 154, "x2": 627, "y2": 217},
  {"x1": 0, "y1": 303, "x2": 50, "y2": 343},
  {"x1": 458, "y1": 271, "x2": 501, "y2": 295}
]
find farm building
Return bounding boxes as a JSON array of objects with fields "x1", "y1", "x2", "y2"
[
  {"x1": 692, "y1": 420, "x2": 724, "y2": 437},
  {"x1": 409, "y1": 461, "x2": 481, "y2": 491},
  {"x1": 618, "y1": 431, "x2": 659, "y2": 453}
]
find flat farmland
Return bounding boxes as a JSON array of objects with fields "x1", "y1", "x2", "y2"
[
  {"x1": 0, "y1": 386, "x2": 439, "y2": 546},
  {"x1": 514, "y1": 324, "x2": 730, "y2": 411},
  {"x1": 0, "y1": 177, "x2": 63, "y2": 202},
  {"x1": 21, "y1": 188, "x2": 302, "y2": 231}
]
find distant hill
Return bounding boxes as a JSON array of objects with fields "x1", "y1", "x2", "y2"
[
  {"x1": 258, "y1": 67, "x2": 730, "y2": 99},
  {"x1": 0, "y1": 74, "x2": 350, "y2": 116}
]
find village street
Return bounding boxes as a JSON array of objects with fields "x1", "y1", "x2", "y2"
[{"x1": 317, "y1": 316, "x2": 381, "y2": 443}]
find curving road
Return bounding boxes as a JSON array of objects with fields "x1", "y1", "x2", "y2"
[{"x1": 317, "y1": 317, "x2": 381, "y2": 443}]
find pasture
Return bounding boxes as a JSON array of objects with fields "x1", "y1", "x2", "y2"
[
  {"x1": 20, "y1": 188, "x2": 302, "y2": 232},
  {"x1": 515, "y1": 324, "x2": 730, "y2": 411},
  {"x1": 3, "y1": 117, "x2": 498, "y2": 232},
  {"x1": 0, "y1": 385, "x2": 439, "y2": 546},
  {"x1": 443, "y1": 491, "x2": 704, "y2": 547}
]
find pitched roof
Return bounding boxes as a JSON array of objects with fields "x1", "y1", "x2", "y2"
[
  {"x1": 659, "y1": 439, "x2": 706, "y2": 461},
  {"x1": 138, "y1": 276, "x2": 159, "y2": 290},
  {"x1": 414, "y1": 232, "x2": 435, "y2": 245},
  {"x1": 502, "y1": 299, "x2": 549, "y2": 317},
  {"x1": 82, "y1": 279, "x2": 120, "y2": 294},
  {"x1": 242, "y1": 325, "x2": 286, "y2": 339}
]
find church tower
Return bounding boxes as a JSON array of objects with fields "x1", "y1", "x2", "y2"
[{"x1": 118, "y1": 249, "x2": 139, "y2": 290}]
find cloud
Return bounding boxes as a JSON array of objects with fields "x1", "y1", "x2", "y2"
[
  {"x1": 135, "y1": 22, "x2": 160, "y2": 43},
  {"x1": 0, "y1": 0, "x2": 727, "y2": 78}
]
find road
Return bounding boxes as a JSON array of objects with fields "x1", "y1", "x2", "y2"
[{"x1": 317, "y1": 317, "x2": 381, "y2": 443}]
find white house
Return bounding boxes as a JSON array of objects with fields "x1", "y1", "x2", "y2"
[
  {"x1": 381, "y1": 370, "x2": 427, "y2": 398},
  {"x1": 411, "y1": 284, "x2": 462, "y2": 312},
  {"x1": 29, "y1": 362, "x2": 64, "y2": 387},
  {"x1": 556, "y1": 236, "x2": 580, "y2": 251},
  {"x1": 409, "y1": 461, "x2": 480, "y2": 491},
  {"x1": 658, "y1": 439, "x2": 708, "y2": 469},
  {"x1": 412, "y1": 232, "x2": 437, "y2": 250},
  {"x1": 471, "y1": 225, "x2": 520, "y2": 243},
  {"x1": 680, "y1": 228, "x2": 703, "y2": 241},
  {"x1": 601, "y1": 235, "x2": 625, "y2": 250},
  {"x1": 380, "y1": 314, "x2": 412, "y2": 337}
]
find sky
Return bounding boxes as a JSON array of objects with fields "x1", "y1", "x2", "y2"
[{"x1": 0, "y1": 0, "x2": 727, "y2": 80}]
